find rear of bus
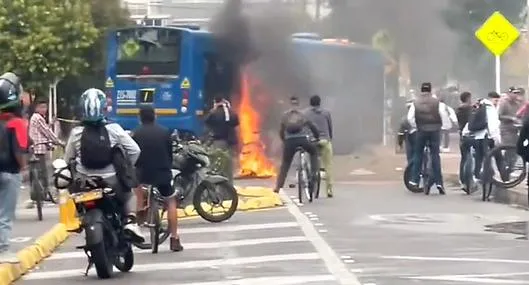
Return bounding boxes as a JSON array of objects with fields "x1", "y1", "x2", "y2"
[{"x1": 105, "y1": 26, "x2": 199, "y2": 133}]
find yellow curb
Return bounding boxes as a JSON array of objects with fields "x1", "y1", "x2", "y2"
[
  {"x1": 0, "y1": 223, "x2": 69, "y2": 285},
  {"x1": 174, "y1": 186, "x2": 283, "y2": 219}
]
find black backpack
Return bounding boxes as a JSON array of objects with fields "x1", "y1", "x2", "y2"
[
  {"x1": 80, "y1": 124, "x2": 113, "y2": 169},
  {"x1": 0, "y1": 122, "x2": 12, "y2": 166},
  {"x1": 467, "y1": 101, "x2": 488, "y2": 132},
  {"x1": 284, "y1": 109, "x2": 305, "y2": 133}
]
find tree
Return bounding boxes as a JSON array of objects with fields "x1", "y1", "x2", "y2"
[
  {"x1": 0, "y1": 0, "x2": 98, "y2": 90},
  {"x1": 442, "y1": 0, "x2": 525, "y2": 89}
]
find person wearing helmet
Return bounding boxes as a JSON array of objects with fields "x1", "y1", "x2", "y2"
[
  {"x1": 0, "y1": 72, "x2": 27, "y2": 264},
  {"x1": 63, "y1": 88, "x2": 144, "y2": 243}
]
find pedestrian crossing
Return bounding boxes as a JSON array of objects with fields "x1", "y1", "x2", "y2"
[{"x1": 17, "y1": 207, "x2": 352, "y2": 285}]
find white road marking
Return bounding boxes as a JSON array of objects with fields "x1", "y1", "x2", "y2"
[
  {"x1": 314, "y1": 223, "x2": 324, "y2": 226},
  {"x1": 48, "y1": 236, "x2": 309, "y2": 260},
  {"x1": 279, "y1": 191, "x2": 362, "y2": 285},
  {"x1": 407, "y1": 275, "x2": 529, "y2": 284},
  {"x1": 382, "y1": 255, "x2": 529, "y2": 264},
  {"x1": 318, "y1": 229, "x2": 328, "y2": 233},
  {"x1": 23, "y1": 253, "x2": 321, "y2": 280},
  {"x1": 172, "y1": 275, "x2": 336, "y2": 285},
  {"x1": 179, "y1": 222, "x2": 299, "y2": 234}
]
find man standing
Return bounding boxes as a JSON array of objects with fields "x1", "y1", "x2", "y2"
[
  {"x1": 498, "y1": 87, "x2": 523, "y2": 173},
  {"x1": 204, "y1": 95, "x2": 239, "y2": 183},
  {"x1": 0, "y1": 72, "x2": 27, "y2": 263},
  {"x1": 274, "y1": 96, "x2": 320, "y2": 193},
  {"x1": 407, "y1": 82, "x2": 451, "y2": 195},
  {"x1": 26, "y1": 99, "x2": 63, "y2": 208},
  {"x1": 456, "y1": 91, "x2": 473, "y2": 190},
  {"x1": 133, "y1": 105, "x2": 183, "y2": 252},
  {"x1": 304, "y1": 95, "x2": 334, "y2": 197}
]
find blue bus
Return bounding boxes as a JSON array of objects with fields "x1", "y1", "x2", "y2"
[{"x1": 104, "y1": 26, "x2": 385, "y2": 154}]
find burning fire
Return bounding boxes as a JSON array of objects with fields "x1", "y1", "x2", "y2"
[{"x1": 236, "y1": 70, "x2": 277, "y2": 178}]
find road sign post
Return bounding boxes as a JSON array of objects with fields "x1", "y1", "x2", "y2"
[{"x1": 475, "y1": 11, "x2": 520, "y2": 93}]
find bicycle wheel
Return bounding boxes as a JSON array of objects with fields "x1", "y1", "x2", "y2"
[
  {"x1": 30, "y1": 168, "x2": 43, "y2": 221},
  {"x1": 403, "y1": 162, "x2": 423, "y2": 193},
  {"x1": 147, "y1": 188, "x2": 161, "y2": 254},
  {"x1": 314, "y1": 168, "x2": 322, "y2": 199},
  {"x1": 490, "y1": 145, "x2": 527, "y2": 189},
  {"x1": 482, "y1": 146, "x2": 495, "y2": 201}
]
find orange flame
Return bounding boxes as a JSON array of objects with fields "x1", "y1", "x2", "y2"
[{"x1": 237, "y1": 70, "x2": 277, "y2": 178}]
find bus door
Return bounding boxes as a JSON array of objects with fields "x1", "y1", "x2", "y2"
[{"x1": 203, "y1": 53, "x2": 238, "y2": 109}]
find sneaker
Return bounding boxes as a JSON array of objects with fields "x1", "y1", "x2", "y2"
[
  {"x1": 23, "y1": 200, "x2": 35, "y2": 209},
  {"x1": 0, "y1": 251, "x2": 19, "y2": 264},
  {"x1": 124, "y1": 223, "x2": 146, "y2": 243},
  {"x1": 437, "y1": 184, "x2": 446, "y2": 195},
  {"x1": 327, "y1": 188, "x2": 333, "y2": 198},
  {"x1": 170, "y1": 237, "x2": 184, "y2": 252}
]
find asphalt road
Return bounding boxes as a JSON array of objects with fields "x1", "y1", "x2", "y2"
[{"x1": 14, "y1": 179, "x2": 529, "y2": 285}]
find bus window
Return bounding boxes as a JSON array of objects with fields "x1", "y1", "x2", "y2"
[{"x1": 116, "y1": 28, "x2": 181, "y2": 75}]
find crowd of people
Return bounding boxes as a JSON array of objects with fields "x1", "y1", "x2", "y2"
[{"x1": 399, "y1": 82, "x2": 529, "y2": 194}]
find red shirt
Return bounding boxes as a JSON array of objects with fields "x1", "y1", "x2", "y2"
[{"x1": 0, "y1": 113, "x2": 28, "y2": 173}]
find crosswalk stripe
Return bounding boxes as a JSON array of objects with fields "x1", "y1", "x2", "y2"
[
  {"x1": 23, "y1": 253, "x2": 321, "y2": 280},
  {"x1": 179, "y1": 222, "x2": 299, "y2": 234},
  {"x1": 173, "y1": 275, "x2": 336, "y2": 285},
  {"x1": 47, "y1": 236, "x2": 309, "y2": 260}
]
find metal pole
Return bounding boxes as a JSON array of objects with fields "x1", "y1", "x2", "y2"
[
  {"x1": 315, "y1": 0, "x2": 321, "y2": 20},
  {"x1": 526, "y1": 0, "x2": 529, "y2": 90},
  {"x1": 495, "y1": 55, "x2": 501, "y2": 93}
]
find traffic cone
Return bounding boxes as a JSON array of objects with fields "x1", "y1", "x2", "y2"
[{"x1": 58, "y1": 189, "x2": 80, "y2": 231}]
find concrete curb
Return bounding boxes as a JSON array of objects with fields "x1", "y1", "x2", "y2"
[
  {"x1": 176, "y1": 186, "x2": 283, "y2": 218},
  {"x1": 493, "y1": 186, "x2": 529, "y2": 209},
  {"x1": 0, "y1": 223, "x2": 69, "y2": 285}
]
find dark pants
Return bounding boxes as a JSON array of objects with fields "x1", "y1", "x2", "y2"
[
  {"x1": 459, "y1": 137, "x2": 472, "y2": 182},
  {"x1": 411, "y1": 130, "x2": 443, "y2": 186},
  {"x1": 211, "y1": 139, "x2": 234, "y2": 184},
  {"x1": 31, "y1": 154, "x2": 49, "y2": 201},
  {"x1": 442, "y1": 130, "x2": 450, "y2": 149},
  {"x1": 275, "y1": 137, "x2": 319, "y2": 191},
  {"x1": 405, "y1": 132, "x2": 417, "y2": 166}
]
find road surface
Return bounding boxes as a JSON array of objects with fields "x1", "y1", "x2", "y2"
[{"x1": 15, "y1": 180, "x2": 529, "y2": 285}]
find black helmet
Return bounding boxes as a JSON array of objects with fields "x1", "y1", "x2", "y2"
[{"x1": 0, "y1": 72, "x2": 22, "y2": 110}]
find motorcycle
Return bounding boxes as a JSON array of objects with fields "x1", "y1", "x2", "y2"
[
  {"x1": 171, "y1": 133, "x2": 239, "y2": 223},
  {"x1": 52, "y1": 159, "x2": 135, "y2": 279}
]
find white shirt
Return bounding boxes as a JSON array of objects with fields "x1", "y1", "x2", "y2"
[
  {"x1": 462, "y1": 98, "x2": 501, "y2": 143},
  {"x1": 407, "y1": 100, "x2": 451, "y2": 132},
  {"x1": 442, "y1": 105, "x2": 458, "y2": 130}
]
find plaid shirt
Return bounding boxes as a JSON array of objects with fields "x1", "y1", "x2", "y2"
[{"x1": 29, "y1": 113, "x2": 59, "y2": 154}]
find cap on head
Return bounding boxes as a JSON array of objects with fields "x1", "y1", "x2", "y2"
[
  {"x1": 290, "y1": 96, "x2": 299, "y2": 105},
  {"x1": 420, "y1": 82, "x2": 432, "y2": 93}
]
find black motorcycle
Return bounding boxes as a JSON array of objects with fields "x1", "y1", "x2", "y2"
[
  {"x1": 52, "y1": 159, "x2": 135, "y2": 279},
  {"x1": 172, "y1": 134, "x2": 239, "y2": 223}
]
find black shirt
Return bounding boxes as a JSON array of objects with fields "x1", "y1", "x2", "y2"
[
  {"x1": 204, "y1": 105, "x2": 239, "y2": 145},
  {"x1": 132, "y1": 123, "x2": 172, "y2": 185}
]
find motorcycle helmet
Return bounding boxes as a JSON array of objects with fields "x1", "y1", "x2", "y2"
[
  {"x1": 0, "y1": 72, "x2": 23, "y2": 111},
  {"x1": 80, "y1": 88, "x2": 107, "y2": 123},
  {"x1": 53, "y1": 167, "x2": 73, "y2": 189}
]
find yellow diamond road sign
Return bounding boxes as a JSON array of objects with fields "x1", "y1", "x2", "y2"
[{"x1": 475, "y1": 11, "x2": 520, "y2": 56}]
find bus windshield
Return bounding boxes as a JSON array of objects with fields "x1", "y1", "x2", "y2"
[{"x1": 115, "y1": 28, "x2": 182, "y2": 75}]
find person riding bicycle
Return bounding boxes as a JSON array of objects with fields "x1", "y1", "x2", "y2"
[
  {"x1": 461, "y1": 91, "x2": 503, "y2": 184},
  {"x1": 274, "y1": 96, "x2": 320, "y2": 194},
  {"x1": 63, "y1": 88, "x2": 144, "y2": 243},
  {"x1": 304, "y1": 95, "x2": 334, "y2": 198},
  {"x1": 407, "y1": 82, "x2": 451, "y2": 195},
  {"x1": 132, "y1": 105, "x2": 183, "y2": 252},
  {"x1": 0, "y1": 72, "x2": 27, "y2": 264}
]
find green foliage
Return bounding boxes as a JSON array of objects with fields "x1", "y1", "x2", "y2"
[
  {"x1": 442, "y1": 0, "x2": 525, "y2": 84},
  {"x1": 0, "y1": 0, "x2": 99, "y2": 88}
]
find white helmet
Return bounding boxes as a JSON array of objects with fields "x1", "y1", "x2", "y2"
[{"x1": 52, "y1": 159, "x2": 73, "y2": 189}]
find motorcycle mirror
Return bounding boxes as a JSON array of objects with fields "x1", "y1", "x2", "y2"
[{"x1": 52, "y1": 159, "x2": 67, "y2": 169}]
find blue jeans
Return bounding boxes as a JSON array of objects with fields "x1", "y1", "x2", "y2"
[
  {"x1": 0, "y1": 172, "x2": 21, "y2": 252},
  {"x1": 405, "y1": 132, "x2": 417, "y2": 166},
  {"x1": 411, "y1": 130, "x2": 443, "y2": 186}
]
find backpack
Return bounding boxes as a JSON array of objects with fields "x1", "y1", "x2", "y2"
[
  {"x1": 467, "y1": 101, "x2": 488, "y2": 132},
  {"x1": 284, "y1": 109, "x2": 305, "y2": 133},
  {"x1": 0, "y1": 122, "x2": 11, "y2": 166},
  {"x1": 80, "y1": 124, "x2": 113, "y2": 169}
]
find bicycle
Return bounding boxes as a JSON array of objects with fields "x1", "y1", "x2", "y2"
[
  {"x1": 296, "y1": 144, "x2": 317, "y2": 204},
  {"x1": 28, "y1": 141, "x2": 62, "y2": 221},
  {"x1": 135, "y1": 185, "x2": 170, "y2": 254},
  {"x1": 403, "y1": 145, "x2": 432, "y2": 193}
]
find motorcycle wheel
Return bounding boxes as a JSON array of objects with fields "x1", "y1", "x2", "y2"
[
  {"x1": 114, "y1": 245, "x2": 134, "y2": 272},
  {"x1": 91, "y1": 236, "x2": 114, "y2": 279},
  {"x1": 193, "y1": 181, "x2": 238, "y2": 223}
]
